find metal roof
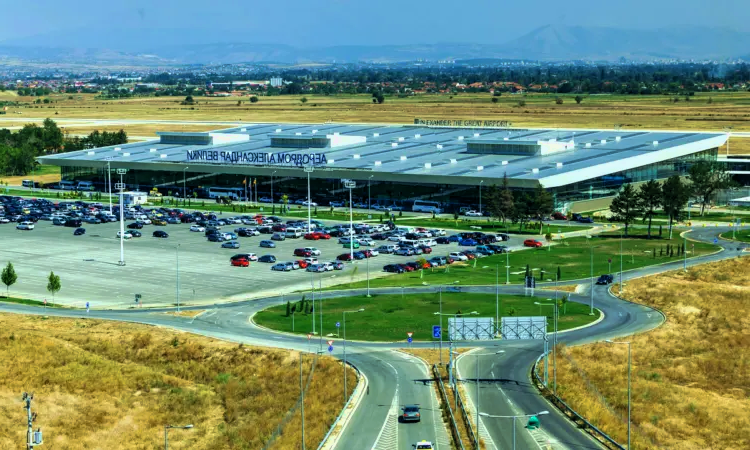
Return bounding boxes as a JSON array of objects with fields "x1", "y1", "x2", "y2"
[{"x1": 39, "y1": 122, "x2": 728, "y2": 188}]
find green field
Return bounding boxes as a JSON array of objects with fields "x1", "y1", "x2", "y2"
[
  {"x1": 394, "y1": 217, "x2": 593, "y2": 234},
  {"x1": 254, "y1": 292, "x2": 598, "y2": 341},
  {"x1": 327, "y1": 229, "x2": 719, "y2": 290},
  {"x1": 721, "y1": 228, "x2": 750, "y2": 243},
  {"x1": 0, "y1": 295, "x2": 63, "y2": 308}
]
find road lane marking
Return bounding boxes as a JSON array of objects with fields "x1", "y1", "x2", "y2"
[{"x1": 371, "y1": 388, "x2": 399, "y2": 450}]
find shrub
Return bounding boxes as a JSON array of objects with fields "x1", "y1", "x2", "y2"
[{"x1": 555, "y1": 97, "x2": 563, "y2": 105}]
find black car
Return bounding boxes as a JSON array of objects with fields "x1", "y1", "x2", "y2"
[
  {"x1": 153, "y1": 230, "x2": 169, "y2": 238},
  {"x1": 127, "y1": 222, "x2": 144, "y2": 229},
  {"x1": 64, "y1": 219, "x2": 82, "y2": 227},
  {"x1": 207, "y1": 234, "x2": 226, "y2": 242},
  {"x1": 578, "y1": 216, "x2": 595, "y2": 224},
  {"x1": 383, "y1": 264, "x2": 405, "y2": 273},
  {"x1": 73, "y1": 227, "x2": 86, "y2": 236},
  {"x1": 435, "y1": 236, "x2": 451, "y2": 244},
  {"x1": 128, "y1": 230, "x2": 142, "y2": 238},
  {"x1": 258, "y1": 254, "x2": 277, "y2": 263},
  {"x1": 596, "y1": 274, "x2": 614, "y2": 285},
  {"x1": 487, "y1": 244, "x2": 509, "y2": 253},
  {"x1": 496, "y1": 233, "x2": 510, "y2": 242}
]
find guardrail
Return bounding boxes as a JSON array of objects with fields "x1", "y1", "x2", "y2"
[
  {"x1": 531, "y1": 352, "x2": 625, "y2": 450},
  {"x1": 455, "y1": 381, "x2": 479, "y2": 449},
  {"x1": 433, "y1": 364, "x2": 465, "y2": 450},
  {"x1": 316, "y1": 360, "x2": 361, "y2": 450}
]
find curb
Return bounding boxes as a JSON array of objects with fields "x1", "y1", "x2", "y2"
[{"x1": 319, "y1": 361, "x2": 367, "y2": 450}]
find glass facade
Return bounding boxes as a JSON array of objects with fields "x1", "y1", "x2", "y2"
[{"x1": 552, "y1": 148, "x2": 718, "y2": 202}]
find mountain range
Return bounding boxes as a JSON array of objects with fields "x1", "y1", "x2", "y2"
[{"x1": 0, "y1": 25, "x2": 747, "y2": 67}]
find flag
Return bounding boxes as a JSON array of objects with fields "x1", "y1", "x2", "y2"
[
  {"x1": 243, "y1": 178, "x2": 247, "y2": 185},
  {"x1": 253, "y1": 178, "x2": 257, "y2": 185}
]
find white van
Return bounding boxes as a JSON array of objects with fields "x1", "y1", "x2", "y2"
[
  {"x1": 76, "y1": 181, "x2": 96, "y2": 191},
  {"x1": 412, "y1": 200, "x2": 442, "y2": 214},
  {"x1": 58, "y1": 180, "x2": 76, "y2": 190},
  {"x1": 396, "y1": 226, "x2": 415, "y2": 234},
  {"x1": 285, "y1": 228, "x2": 304, "y2": 238}
]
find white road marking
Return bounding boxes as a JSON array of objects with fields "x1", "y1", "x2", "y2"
[{"x1": 371, "y1": 388, "x2": 399, "y2": 450}]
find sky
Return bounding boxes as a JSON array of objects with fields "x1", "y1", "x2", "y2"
[{"x1": 2, "y1": 0, "x2": 749, "y2": 47}]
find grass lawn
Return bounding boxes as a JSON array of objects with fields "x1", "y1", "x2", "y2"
[
  {"x1": 0, "y1": 295, "x2": 63, "y2": 308},
  {"x1": 326, "y1": 229, "x2": 719, "y2": 289},
  {"x1": 254, "y1": 292, "x2": 599, "y2": 341},
  {"x1": 720, "y1": 228, "x2": 750, "y2": 243},
  {"x1": 394, "y1": 217, "x2": 593, "y2": 234}
]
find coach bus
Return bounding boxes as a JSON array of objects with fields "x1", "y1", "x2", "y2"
[
  {"x1": 412, "y1": 200, "x2": 442, "y2": 214},
  {"x1": 207, "y1": 187, "x2": 244, "y2": 201}
]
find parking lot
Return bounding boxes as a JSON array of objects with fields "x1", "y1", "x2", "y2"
[{"x1": 0, "y1": 216, "x2": 532, "y2": 308}]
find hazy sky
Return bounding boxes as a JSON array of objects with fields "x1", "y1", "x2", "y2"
[{"x1": 2, "y1": 0, "x2": 750, "y2": 46}]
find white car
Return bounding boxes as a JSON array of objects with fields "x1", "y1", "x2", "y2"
[
  {"x1": 301, "y1": 200, "x2": 318, "y2": 207},
  {"x1": 430, "y1": 229, "x2": 446, "y2": 236},
  {"x1": 415, "y1": 441, "x2": 434, "y2": 450},
  {"x1": 241, "y1": 218, "x2": 256, "y2": 225},
  {"x1": 321, "y1": 262, "x2": 335, "y2": 271},
  {"x1": 139, "y1": 218, "x2": 152, "y2": 224},
  {"x1": 304, "y1": 257, "x2": 319, "y2": 265},
  {"x1": 259, "y1": 196, "x2": 274, "y2": 203},
  {"x1": 464, "y1": 210, "x2": 482, "y2": 217},
  {"x1": 353, "y1": 202, "x2": 368, "y2": 208},
  {"x1": 387, "y1": 235, "x2": 406, "y2": 242},
  {"x1": 226, "y1": 217, "x2": 242, "y2": 224},
  {"x1": 245, "y1": 253, "x2": 259, "y2": 261},
  {"x1": 449, "y1": 252, "x2": 468, "y2": 261},
  {"x1": 117, "y1": 231, "x2": 133, "y2": 239},
  {"x1": 16, "y1": 221, "x2": 34, "y2": 230},
  {"x1": 245, "y1": 228, "x2": 260, "y2": 236},
  {"x1": 190, "y1": 225, "x2": 206, "y2": 232},
  {"x1": 0, "y1": 218, "x2": 10, "y2": 224},
  {"x1": 368, "y1": 249, "x2": 380, "y2": 257},
  {"x1": 338, "y1": 237, "x2": 358, "y2": 245},
  {"x1": 329, "y1": 201, "x2": 345, "y2": 207},
  {"x1": 304, "y1": 247, "x2": 322, "y2": 256},
  {"x1": 358, "y1": 237, "x2": 375, "y2": 246}
]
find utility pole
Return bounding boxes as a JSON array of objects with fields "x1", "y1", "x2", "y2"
[
  {"x1": 22, "y1": 392, "x2": 43, "y2": 449},
  {"x1": 116, "y1": 169, "x2": 128, "y2": 266}
]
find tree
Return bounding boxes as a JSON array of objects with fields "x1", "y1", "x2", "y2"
[
  {"x1": 42, "y1": 118, "x2": 64, "y2": 152},
  {"x1": 575, "y1": 95, "x2": 583, "y2": 104},
  {"x1": 491, "y1": 97, "x2": 499, "y2": 104},
  {"x1": 661, "y1": 175, "x2": 691, "y2": 239},
  {"x1": 557, "y1": 266, "x2": 561, "y2": 281},
  {"x1": 638, "y1": 180, "x2": 662, "y2": 238},
  {"x1": 46, "y1": 271, "x2": 61, "y2": 301},
  {"x1": 688, "y1": 160, "x2": 735, "y2": 216},
  {"x1": 285, "y1": 300, "x2": 291, "y2": 317},
  {"x1": 183, "y1": 95, "x2": 195, "y2": 105},
  {"x1": 250, "y1": 96, "x2": 259, "y2": 103},
  {"x1": 1, "y1": 262, "x2": 16, "y2": 297},
  {"x1": 555, "y1": 97, "x2": 564, "y2": 105},
  {"x1": 529, "y1": 185, "x2": 554, "y2": 233},
  {"x1": 301, "y1": 97, "x2": 308, "y2": 104},
  {"x1": 496, "y1": 174, "x2": 515, "y2": 225},
  {"x1": 609, "y1": 184, "x2": 642, "y2": 236}
]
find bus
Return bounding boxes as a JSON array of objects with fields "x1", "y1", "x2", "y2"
[
  {"x1": 207, "y1": 187, "x2": 244, "y2": 201},
  {"x1": 21, "y1": 180, "x2": 39, "y2": 188},
  {"x1": 412, "y1": 200, "x2": 442, "y2": 214}
]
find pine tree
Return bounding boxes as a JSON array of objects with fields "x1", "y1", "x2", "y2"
[
  {"x1": 285, "y1": 300, "x2": 291, "y2": 317},
  {"x1": 557, "y1": 266, "x2": 561, "y2": 281},
  {"x1": 525, "y1": 264, "x2": 530, "y2": 277},
  {"x1": 1, "y1": 262, "x2": 17, "y2": 297}
]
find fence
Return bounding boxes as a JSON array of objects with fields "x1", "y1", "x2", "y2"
[
  {"x1": 316, "y1": 360, "x2": 361, "y2": 450},
  {"x1": 455, "y1": 381, "x2": 480, "y2": 449},
  {"x1": 433, "y1": 364, "x2": 465, "y2": 450}
]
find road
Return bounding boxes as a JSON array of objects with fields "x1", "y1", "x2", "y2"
[{"x1": 0, "y1": 226, "x2": 745, "y2": 449}]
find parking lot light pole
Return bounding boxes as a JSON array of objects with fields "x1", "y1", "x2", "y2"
[
  {"x1": 506, "y1": 250, "x2": 510, "y2": 285},
  {"x1": 535, "y1": 301, "x2": 558, "y2": 392},
  {"x1": 176, "y1": 244, "x2": 180, "y2": 312},
  {"x1": 183, "y1": 167, "x2": 188, "y2": 202},
  {"x1": 344, "y1": 180, "x2": 356, "y2": 260},
  {"x1": 474, "y1": 351, "x2": 504, "y2": 438},
  {"x1": 479, "y1": 411, "x2": 549, "y2": 450},
  {"x1": 105, "y1": 157, "x2": 113, "y2": 215},
  {"x1": 479, "y1": 180, "x2": 484, "y2": 215},
  {"x1": 366, "y1": 255, "x2": 371, "y2": 297},
  {"x1": 606, "y1": 340, "x2": 631, "y2": 450},
  {"x1": 271, "y1": 170, "x2": 277, "y2": 210},
  {"x1": 620, "y1": 231, "x2": 624, "y2": 295},
  {"x1": 368, "y1": 175, "x2": 373, "y2": 209},
  {"x1": 587, "y1": 236, "x2": 594, "y2": 315},
  {"x1": 304, "y1": 166, "x2": 314, "y2": 233},
  {"x1": 342, "y1": 308, "x2": 364, "y2": 404},
  {"x1": 116, "y1": 169, "x2": 128, "y2": 266},
  {"x1": 164, "y1": 424, "x2": 193, "y2": 450}
]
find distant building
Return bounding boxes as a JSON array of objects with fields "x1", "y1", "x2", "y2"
[{"x1": 270, "y1": 77, "x2": 284, "y2": 88}]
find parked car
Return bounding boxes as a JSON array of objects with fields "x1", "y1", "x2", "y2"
[
  {"x1": 435, "y1": 237, "x2": 451, "y2": 244},
  {"x1": 464, "y1": 210, "x2": 482, "y2": 217},
  {"x1": 458, "y1": 238, "x2": 477, "y2": 246},
  {"x1": 222, "y1": 241, "x2": 241, "y2": 249},
  {"x1": 304, "y1": 247, "x2": 322, "y2": 256},
  {"x1": 578, "y1": 216, "x2": 595, "y2": 224},
  {"x1": 153, "y1": 230, "x2": 169, "y2": 238},
  {"x1": 190, "y1": 225, "x2": 206, "y2": 232},
  {"x1": 294, "y1": 248, "x2": 312, "y2": 257},
  {"x1": 127, "y1": 222, "x2": 144, "y2": 229},
  {"x1": 117, "y1": 230, "x2": 132, "y2": 239},
  {"x1": 383, "y1": 264, "x2": 405, "y2": 273},
  {"x1": 523, "y1": 239, "x2": 543, "y2": 248},
  {"x1": 260, "y1": 240, "x2": 276, "y2": 248},
  {"x1": 272, "y1": 263, "x2": 291, "y2": 271},
  {"x1": 487, "y1": 244, "x2": 509, "y2": 253},
  {"x1": 128, "y1": 230, "x2": 142, "y2": 238},
  {"x1": 330, "y1": 261, "x2": 344, "y2": 270},
  {"x1": 551, "y1": 212, "x2": 567, "y2": 220},
  {"x1": 271, "y1": 233, "x2": 286, "y2": 241},
  {"x1": 337, "y1": 253, "x2": 353, "y2": 261},
  {"x1": 596, "y1": 274, "x2": 614, "y2": 285},
  {"x1": 259, "y1": 255, "x2": 277, "y2": 263},
  {"x1": 496, "y1": 233, "x2": 510, "y2": 242},
  {"x1": 73, "y1": 227, "x2": 86, "y2": 236},
  {"x1": 449, "y1": 252, "x2": 468, "y2": 261},
  {"x1": 306, "y1": 263, "x2": 326, "y2": 272},
  {"x1": 207, "y1": 234, "x2": 226, "y2": 242},
  {"x1": 231, "y1": 258, "x2": 249, "y2": 267}
]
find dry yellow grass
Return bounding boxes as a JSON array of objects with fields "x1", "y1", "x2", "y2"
[
  {"x1": 540, "y1": 284, "x2": 579, "y2": 293},
  {"x1": 726, "y1": 137, "x2": 750, "y2": 156},
  {"x1": 546, "y1": 257, "x2": 750, "y2": 450},
  {"x1": 163, "y1": 310, "x2": 207, "y2": 318},
  {"x1": 0, "y1": 314, "x2": 354, "y2": 450}
]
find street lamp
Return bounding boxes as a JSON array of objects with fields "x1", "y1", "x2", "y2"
[
  {"x1": 342, "y1": 308, "x2": 364, "y2": 404},
  {"x1": 271, "y1": 170, "x2": 277, "y2": 211},
  {"x1": 343, "y1": 179, "x2": 356, "y2": 260},
  {"x1": 104, "y1": 157, "x2": 114, "y2": 215},
  {"x1": 116, "y1": 168, "x2": 128, "y2": 266},
  {"x1": 606, "y1": 340, "x2": 632, "y2": 450},
  {"x1": 535, "y1": 301, "x2": 558, "y2": 392},
  {"x1": 434, "y1": 310, "x2": 479, "y2": 405},
  {"x1": 474, "y1": 350, "x2": 504, "y2": 438},
  {"x1": 619, "y1": 231, "x2": 624, "y2": 295},
  {"x1": 479, "y1": 180, "x2": 484, "y2": 215},
  {"x1": 304, "y1": 166, "x2": 314, "y2": 233},
  {"x1": 176, "y1": 244, "x2": 180, "y2": 312},
  {"x1": 586, "y1": 235, "x2": 594, "y2": 315},
  {"x1": 479, "y1": 411, "x2": 549, "y2": 450},
  {"x1": 368, "y1": 175, "x2": 374, "y2": 210},
  {"x1": 164, "y1": 424, "x2": 193, "y2": 450},
  {"x1": 183, "y1": 167, "x2": 188, "y2": 202}
]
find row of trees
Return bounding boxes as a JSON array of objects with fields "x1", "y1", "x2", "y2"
[
  {"x1": 609, "y1": 160, "x2": 735, "y2": 238},
  {"x1": 1, "y1": 262, "x2": 61, "y2": 300},
  {"x1": 481, "y1": 175, "x2": 555, "y2": 232}
]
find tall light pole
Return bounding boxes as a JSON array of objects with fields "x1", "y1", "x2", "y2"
[
  {"x1": 164, "y1": 424, "x2": 193, "y2": 450},
  {"x1": 105, "y1": 157, "x2": 113, "y2": 215},
  {"x1": 683, "y1": 234, "x2": 688, "y2": 272},
  {"x1": 366, "y1": 254, "x2": 371, "y2": 297},
  {"x1": 344, "y1": 179, "x2": 356, "y2": 260},
  {"x1": 116, "y1": 168, "x2": 128, "y2": 266},
  {"x1": 505, "y1": 249, "x2": 510, "y2": 285},
  {"x1": 342, "y1": 308, "x2": 364, "y2": 404},
  {"x1": 176, "y1": 244, "x2": 180, "y2": 312},
  {"x1": 474, "y1": 350, "x2": 504, "y2": 438},
  {"x1": 535, "y1": 301, "x2": 558, "y2": 392},
  {"x1": 606, "y1": 340, "x2": 632, "y2": 450},
  {"x1": 479, "y1": 180, "x2": 484, "y2": 215},
  {"x1": 495, "y1": 264, "x2": 499, "y2": 334},
  {"x1": 300, "y1": 352, "x2": 306, "y2": 450},
  {"x1": 368, "y1": 175, "x2": 374, "y2": 209},
  {"x1": 271, "y1": 170, "x2": 277, "y2": 211},
  {"x1": 435, "y1": 310, "x2": 478, "y2": 404},
  {"x1": 619, "y1": 231, "x2": 623, "y2": 295},
  {"x1": 304, "y1": 166, "x2": 313, "y2": 233},
  {"x1": 182, "y1": 167, "x2": 188, "y2": 203},
  {"x1": 479, "y1": 411, "x2": 549, "y2": 450},
  {"x1": 587, "y1": 235, "x2": 594, "y2": 315}
]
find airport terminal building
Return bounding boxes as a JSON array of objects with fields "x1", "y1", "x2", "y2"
[{"x1": 39, "y1": 122, "x2": 728, "y2": 212}]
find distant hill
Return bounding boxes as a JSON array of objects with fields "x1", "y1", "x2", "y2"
[{"x1": 0, "y1": 24, "x2": 748, "y2": 66}]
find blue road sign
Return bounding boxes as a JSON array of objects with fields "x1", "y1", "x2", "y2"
[
  {"x1": 407, "y1": 336, "x2": 413, "y2": 344},
  {"x1": 714, "y1": 238, "x2": 719, "y2": 244},
  {"x1": 335, "y1": 321, "x2": 341, "y2": 328},
  {"x1": 432, "y1": 325, "x2": 441, "y2": 339},
  {"x1": 327, "y1": 345, "x2": 333, "y2": 353}
]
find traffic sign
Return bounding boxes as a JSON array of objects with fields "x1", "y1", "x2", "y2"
[
  {"x1": 407, "y1": 336, "x2": 413, "y2": 344},
  {"x1": 335, "y1": 322, "x2": 341, "y2": 328},
  {"x1": 327, "y1": 340, "x2": 334, "y2": 346},
  {"x1": 432, "y1": 325, "x2": 441, "y2": 338},
  {"x1": 407, "y1": 332, "x2": 413, "y2": 338},
  {"x1": 328, "y1": 345, "x2": 333, "y2": 353},
  {"x1": 608, "y1": 258, "x2": 612, "y2": 263},
  {"x1": 307, "y1": 333, "x2": 312, "y2": 340},
  {"x1": 714, "y1": 238, "x2": 719, "y2": 244}
]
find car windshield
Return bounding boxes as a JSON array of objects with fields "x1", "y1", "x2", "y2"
[{"x1": 404, "y1": 406, "x2": 419, "y2": 413}]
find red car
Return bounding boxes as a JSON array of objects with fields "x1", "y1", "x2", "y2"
[
  {"x1": 294, "y1": 248, "x2": 312, "y2": 257},
  {"x1": 399, "y1": 263, "x2": 415, "y2": 272},
  {"x1": 337, "y1": 253, "x2": 353, "y2": 261},
  {"x1": 296, "y1": 259, "x2": 309, "y2": 269},
  {"x1": 419, "y1": 246, "x2": 433, "y2": 254},
  {"x1": 524, "y1": 239, "x2": 543, "y2": 248},
  {"x1": 231, "y1": 258, "x2": 249, "y2": 267},
  {"x1": 272, "y1": 224, "x2": 287, "y2": 232},
  {"x1": 551, "y1": 212, "x2": 567, "y2": 220},
  {"x1": 316, "y1": 232, "x2": 331, "y2": 240},
  {"x1": 304, "y1": 233, "x2": 320, "y2": 240}
]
